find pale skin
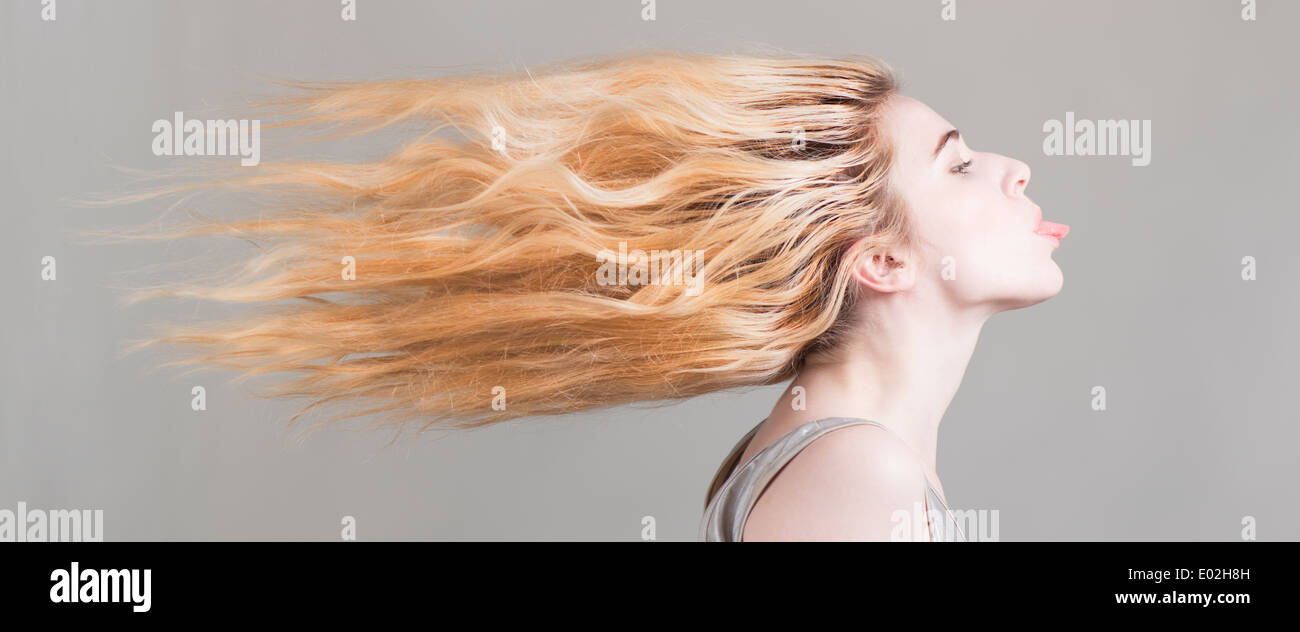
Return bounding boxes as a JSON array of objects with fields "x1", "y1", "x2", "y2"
[{"x1": 738, "y1": 93, "x2": 1065, "y2": 541}]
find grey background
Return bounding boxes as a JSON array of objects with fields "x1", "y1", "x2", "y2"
[{"x1": 2, "y1": 0, "x2": 1295, "y2": 541}]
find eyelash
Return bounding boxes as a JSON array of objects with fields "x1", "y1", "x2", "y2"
[{"x1": 952, "y1": 159, "x2": 973, "y2": 175}]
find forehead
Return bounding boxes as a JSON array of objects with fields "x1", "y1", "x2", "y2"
[{"x1": 881, "y1": 94, "x2": 956, "y2": 166}]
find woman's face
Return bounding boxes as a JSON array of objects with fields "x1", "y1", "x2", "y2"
[{"x1": 878, "y1": 94, "x2": 1065, "y2": 313}]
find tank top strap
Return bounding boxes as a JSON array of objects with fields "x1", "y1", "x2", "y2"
[{"x1": 701, "y1": 416, "x2": 939, "y2": 541}]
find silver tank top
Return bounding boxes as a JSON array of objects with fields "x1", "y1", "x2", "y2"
[{"x1": 699, "y1": 417, "x2": 966, "y2": 541}]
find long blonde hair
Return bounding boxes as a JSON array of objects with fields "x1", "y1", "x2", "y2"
[{"x1": 102, "y1": 50, "x2": 915, "y2": 438}]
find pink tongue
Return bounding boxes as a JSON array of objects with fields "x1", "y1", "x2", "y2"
[{"x1": 1037, "y1": 221, "x2": 1070, "y2": 238}]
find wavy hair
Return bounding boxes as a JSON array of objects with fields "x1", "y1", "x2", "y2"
[{"x1": 100, "y1": 50, "x2": 916, "y2": 438}]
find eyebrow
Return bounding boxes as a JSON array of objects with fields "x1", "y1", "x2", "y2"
[{"x1": 933, "y1": 129, "x2": 960, "y2": 160}]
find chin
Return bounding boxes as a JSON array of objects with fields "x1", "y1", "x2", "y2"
[
  {"x1": 1042, "y1": 261, "x2": 1065, "y2": 296},
  {"x1": 993, "y1": 268, "x2": 1065, "y2": 312},
  {"x1": 1025, "y1": 266, "x2": 1065, "y2": 305}
]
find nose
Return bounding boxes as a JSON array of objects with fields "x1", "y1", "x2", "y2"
[{"x1": 1003, "y1": 157, "x2": 1030, "y2": 199}]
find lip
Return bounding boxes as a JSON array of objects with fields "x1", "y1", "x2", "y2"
[{"x1": 1033, "y1": 214, "x2": 1070, "y2": 249}]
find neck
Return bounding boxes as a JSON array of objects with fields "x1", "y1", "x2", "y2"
[{"x1": 768, "y1": 291, "x2": 990, "y2": 476}]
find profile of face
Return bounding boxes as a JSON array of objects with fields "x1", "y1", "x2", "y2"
[{"x1": 864, "y1": 93, "x2": 1067, "y2": 315}]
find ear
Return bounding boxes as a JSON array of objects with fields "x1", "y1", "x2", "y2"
[{"x1": 849, "y1": 243, "x2": 916, "y2": 294}]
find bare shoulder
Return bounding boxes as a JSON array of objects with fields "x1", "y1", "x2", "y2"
[{"x1": 741, "y1": 423, "x2": 930, "y2": 541}]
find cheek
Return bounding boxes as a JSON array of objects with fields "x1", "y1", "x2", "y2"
[
  {"x1": 916, "y1": 223, "x2": 980, "y2": 288},
  {"x1": 909, "y1": 189, "x2": 1003, "y2": 275},
  {"x1": 924, "y1": 205, "x2": 1019, "y2": 290},
  {"x1": 925, "y1": 205, "x2": 988, "y2": 264}
]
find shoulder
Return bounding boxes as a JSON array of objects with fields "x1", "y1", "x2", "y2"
[{"x1": 741, "y1": 422, "x2": 931, "y2": 541}]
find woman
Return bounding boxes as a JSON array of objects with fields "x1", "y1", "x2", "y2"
[
  {"x1": 701, "y1": 89, "x2": 1069, "y2": 542},
  {"x1": 111, "y1": 50, "x2": 1068, "y2": 541}
]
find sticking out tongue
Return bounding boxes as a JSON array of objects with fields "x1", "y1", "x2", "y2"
[{"x1": 1036, "y1": 221, "x2": 1070, "y2": 239}]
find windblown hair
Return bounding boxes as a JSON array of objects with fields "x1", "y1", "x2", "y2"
[{"x1": 103, "y1": 50, "x2": 916, "y2": 437}]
